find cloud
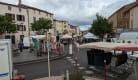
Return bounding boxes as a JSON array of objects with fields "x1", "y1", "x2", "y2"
[{"x1": 0, "y1": 0, "x2": 136, "y2": 30}]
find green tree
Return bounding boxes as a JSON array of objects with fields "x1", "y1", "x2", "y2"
[
  {"x1": 0, "y1": 15, "x2": 17, "y2": 35},
  {"x1": 89, "y1": 14, "x2": 113, "y2": 39},
  {"x1": 31, "y1": 18, "x2": 52, "y2": 35}
]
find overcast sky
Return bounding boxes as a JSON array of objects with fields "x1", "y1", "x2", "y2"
[{"x1": 0, "y1": 0, "x2": 136, "y2": 31}]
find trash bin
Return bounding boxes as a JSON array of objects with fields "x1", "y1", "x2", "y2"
[
  {"x1": 87, "y1": 50, "x2": 94, "y2": 65},
  {"x1": 94, "y1": 54, "x2": 104, "y2": 66}
]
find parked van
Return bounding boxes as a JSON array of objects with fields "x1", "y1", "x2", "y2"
[
  {"x1": 118, "y1": 32, "x2": 138, "y2": 44},
  {"x1": 23, "y1": 37, "x2": 32, "y2": 48}
]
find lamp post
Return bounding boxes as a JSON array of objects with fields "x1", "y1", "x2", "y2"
[{"x1": 46, "y1": 30, "x2": 51, "y2": 80}]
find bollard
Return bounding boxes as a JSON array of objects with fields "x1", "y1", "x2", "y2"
[
  {"x1": 69, "y1": 44, "x2": 72, "y2": 55},
  {"x1": 74, "y1": 57, "x2": 78, "y2": 71},
  {"x1": 66, "y1": 70, "x2": 69, "y2": 80}
]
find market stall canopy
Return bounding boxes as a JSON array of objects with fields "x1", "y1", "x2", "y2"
[
  {"x1": 83, "y1": 32, "x2": 98, "y2": 39},
  {"x1": 61, "y1": 34, "x2": 72, "y2": 39},
  {"x1": 79, "y1": 42, "x2": 128, "y2": 51},
  {"x1": 73, "y1": 34, "x2": 80, "y2": 37},
  {"x1": 31, "y1": 35, "x2": 46, "y2": 39},
  {"x1": 116, "y1": 44, "x2": 138, "y2": 51}
]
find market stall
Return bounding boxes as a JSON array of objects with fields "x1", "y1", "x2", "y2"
[
  {"x1": 60, "y1": 34, "x2": 72, "y2": 45},
  {"x1": 83, "y1": 33, "x2": 99, "y2": 43},
  {"x1": 78, "y1": 42, "x2": 138, "y2": 80},
  {"x1": 31, "y1": 35, "x2": 46, "y2": 56}
]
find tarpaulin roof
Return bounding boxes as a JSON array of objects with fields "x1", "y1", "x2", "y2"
[{"x1": 79, "y1": 42, "x2": 128, "y2": 52}]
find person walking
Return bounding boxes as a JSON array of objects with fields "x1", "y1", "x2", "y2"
[
  {"x1": 57, "y1": 43, "x2": 64, "y2": 55},
  {"x1": 18, "y1": 41, "x2": 24, "y2": 52}
]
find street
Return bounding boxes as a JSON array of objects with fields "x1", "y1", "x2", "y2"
[
  {"x1": 14, "y1": 57, "x2": 74, "y2": 80},
  {"x1": 14, "y1": 47, "x2": 88, "y2": 80}
]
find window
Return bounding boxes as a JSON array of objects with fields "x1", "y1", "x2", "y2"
[
  {"x1": 23, "y1": 25, "x2": 26, "y2": 31},
  {"x1": 34, "y1": 10, "x2": 36, "y2": 14},
  {"x1": 33, "y1": 17, "x2": 36, "y2": 22},
  {"x1": 131, "y1": 19, "x2": 133, "y2": 28},
  {"x1": 17, "y1": 25, "x2": 26, "y2": 31},
  {"x1": 20, "y1": 35, "x2": 24, "y2": 41},
  {"x1": 5, "y1": 13, "x2": 15, "y2": 20},
  {"x1": 8, "y1": 6, "x2": 12, "y2": 10},
  {"x1": 19, "y1": 8, "x2": 22, "y2": 12},
  {"x1": 5, "y1": 35, "x2": 15, "y2": 44},
  {"x1": 17, "y1": 15, "x2": 25, "y2": 21},
  {"x1": 46, "y1": 13, "x2": 48, "y2": 16},
  {"x1": 39, "y1": 11, "x2": 41, "y2": 15},
  {"x1": 64, "y1": 25, "x2": 67, "y2": 28}
]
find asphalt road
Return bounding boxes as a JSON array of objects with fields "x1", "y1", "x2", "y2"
[
  {"x1": 14, "y1": 57, "x2": 74, "y2": 80},
  {"x1": 14, "y1": 45, "x2": 89, "y2": 80}
]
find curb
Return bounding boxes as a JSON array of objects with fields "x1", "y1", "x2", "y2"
[{"x1": 14, "y1": 53, "x2": 68, "y2": 66}]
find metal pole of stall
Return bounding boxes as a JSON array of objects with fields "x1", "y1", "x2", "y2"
[{"x1": 104, "y1": 60, "x2": 107, "y2": 80}]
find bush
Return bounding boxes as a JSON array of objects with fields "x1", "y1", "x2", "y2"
[{"x1": 64, "y1": 71, "x2": 84, "y2": 80}]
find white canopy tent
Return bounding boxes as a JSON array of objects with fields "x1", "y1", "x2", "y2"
[
  {"x1": 31, "y1": 35, "x2": 46, "y2": 39},
  {"x1": 83, "y1": 32, "x2": 98, "y2": 39},
  {"x1": 61, "y1": 34, "x2": 72, "y2": 39}
]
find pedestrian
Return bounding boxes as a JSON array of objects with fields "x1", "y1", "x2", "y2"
[
  {"x1": 30, "y1": 43, "x2": 33, "y2": 53},
  {"x1": 57, "y1": 42, "x2": 64, "y2": 55},
  {"x1": 52, "y1": 42, "x2": 57, "y2": 52},
  {"x1": 57, "y1": 42, "x2": 61, "y2": 55},
  {"x1": 18, "y1": 41, "x2": 24, "y2": 52}
]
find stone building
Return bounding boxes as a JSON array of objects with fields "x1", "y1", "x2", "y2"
[
  {"x1": 108, "y1": 0, "x2": 138, "y2": 32},
  {"x1": 0, "y1": 1, "x2": 53, "y2": 44}
]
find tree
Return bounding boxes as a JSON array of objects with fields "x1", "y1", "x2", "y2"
[
  {"x1": 0, "y1": 15, "x2": 17, "y2": 35},
  {"x1": 89, "y1": 14, "x2": 113, "y2": 39},
  {"x1": 31, "y1": 18, "x2": 52, "y2": 35}
]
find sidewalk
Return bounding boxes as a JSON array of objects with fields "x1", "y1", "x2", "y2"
[{"x1": 13, "y1": 49, "x2": 67, "y2": 65}]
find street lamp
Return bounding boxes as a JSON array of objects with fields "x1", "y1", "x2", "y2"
[{"x1": 46, "y1": 30, "x2": 51, "y2": 80}]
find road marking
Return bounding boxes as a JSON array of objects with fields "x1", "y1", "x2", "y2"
[
  {"x1": 85, "y1": 70, "x2": 93, "y2": 74},
  {"x1": 79, "y1": 67, "x2": 86, "y2": 70}
]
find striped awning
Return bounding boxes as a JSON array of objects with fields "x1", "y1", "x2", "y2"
[{"x1": 115, "y1": 44, "x2": 138, "y2": 51}]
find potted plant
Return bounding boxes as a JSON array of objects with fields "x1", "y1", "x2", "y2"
[{"x1": 64, "y1": 71, "x2": 84, "y2": 80}]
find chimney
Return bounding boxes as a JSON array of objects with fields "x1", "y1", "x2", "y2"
[{"x1": 18, "y1": 0, "x2": 21, "y2": 5}]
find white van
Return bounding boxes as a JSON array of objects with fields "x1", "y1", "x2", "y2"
[
  {"x1": 23, "y1": 37, "x2": 32, "y2": 48},
  {"x1": 118, "y1": 32, "x2": 138, "y2": 44}
]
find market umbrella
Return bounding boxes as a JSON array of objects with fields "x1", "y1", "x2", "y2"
[
  {"x1": 79, "y1": 42, "x2": 128, "y2": 52},
  {"x1": 115, "y1": 44, "x2": 138, "y2": 51}
]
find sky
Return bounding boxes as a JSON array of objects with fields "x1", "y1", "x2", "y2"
[{"x1": 0, "y1": 0, "x2": 136, "y2": 31}]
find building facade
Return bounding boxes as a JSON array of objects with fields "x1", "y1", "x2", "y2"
[
  {"x1": 130, "y1": 6, "x2": 138, "y2": 29},
  {"x1": 53, "y1": 19, "x2": 64, "y2": 35},
  {"x1": 62, "y1": 21, "x2": 70, "y2": 34},
  {"x1": 0, "y1": 1, "x2": 53, "y2": 45},
  {"x1": 53, "y1": 20, "x2": 71, "y2": 35},
  {"x1": 108, "y1": 1, "x2": 138, "y2": 32},
  {"x1": 70, "y1": 25, "x2": 80, "y2": 35}
]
